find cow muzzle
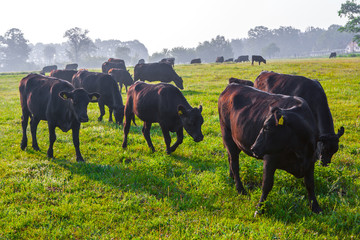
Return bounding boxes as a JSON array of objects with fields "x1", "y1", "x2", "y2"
[
  {"x1": 250, "y1": 145, "x2": 264, "y2": 159},
  {"x1": 193, "y1": 134, "x2": 204, "y2": 142}
]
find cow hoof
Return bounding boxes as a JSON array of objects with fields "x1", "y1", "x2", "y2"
[
  {"x1": 312, "y1": 206, "x2": 323, "y2": 214},
  {"x1": 122, "y1": 142, "x2": 127, "y2": 149},
  {"x1": 21, "y1": 142, "x2": 27, "y2": 150},
  {"x1": 33, "y1": 145, "x2": 40, "y2": 151},
  {"x1": 98, "y1": 117, "x2": 103, "y2": 121},
  {"x1": 76, "y1": 157, "x2": 85, "y2": 162}
]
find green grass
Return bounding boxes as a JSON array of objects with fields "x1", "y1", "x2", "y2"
[{"x1": 0, "y1": 58, "x2": 359, "y2": 239}]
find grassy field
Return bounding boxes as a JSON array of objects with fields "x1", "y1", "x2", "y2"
[{"x1": 0, "y1": 58, "x2": 359, "y2": 239}]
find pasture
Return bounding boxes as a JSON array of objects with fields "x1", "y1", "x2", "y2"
[{"x1": 0, "y1": 58, "x2": 359, "y2": 239}]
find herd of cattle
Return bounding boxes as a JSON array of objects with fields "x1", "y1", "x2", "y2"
[{"x1": 20, "y1": 58, "x2": 344, "y2": 215}]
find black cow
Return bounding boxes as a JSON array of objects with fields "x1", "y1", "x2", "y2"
[
  {"x1": 329, "y1": 52, "x2": 337, "y2": 58},
  {"x1": 108, "y1": 68, "x2": 134, "y2": 93},
  {"x1": 160, "y1": 58, "x2": 175, "y2": 67},
  {"x1": 251, "y1": 55, "x2": 266, "y2": 65},
  {"x1": 228, "y1": 77, "x2": 254, "y2": 86},
  {"x1": 102, "y1": 61, "x2": 126, "y2": 73},
  {"x1": 134, "y1": 63, "x2": 184, "y2": 89},
  {"x1": 122, "y1": 81, "x2": 204, "y2": 153},
  {"x1": 72, "y1": 70, "x2": 124, "y2": 124},
  {"x1": 19, "y1": 73, "x2": 100, "y2": 161},
  {"x1": 216, "y1": 56, "x2": 224, "y2": 63},
  {"x1": 190, "y1": 58, "x2": 201, "y2": 64},
  {"x1": 225, "y1": 58, "x2": 234, "y2": 62},
  {"x1": 50, "y1": 69, "x2": 77, "y2": 82},
  {"x1": 40, "y1": 65, "x2": 57, "y2": 75},
  {"x1": 254, "y1": 71, "x2": 345, "y2": 166},
  {"x1": 108, "y1": 58, "x2": 125, "y2": 65},
  {"x1": 65, "y1": 63, "x2": 78, "y2": 70},
  {"x1": 235, "y1": 55, "x2": 249, "y2": 63},
  {"x1": 218, "y1": 83, "x2": 321, "y2": 214}
]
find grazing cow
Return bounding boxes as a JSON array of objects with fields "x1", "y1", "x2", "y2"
[
  {"x1": 251, "y1": 55, "x2": 266, "y2": 65},
  {"x1": 225, "y1": 58, "x2": 234, "y2": 62},
  {"x1": 102, "y1": 61, "x2": 126, "y2": 73},
  {"x1": 19, "y1": 73, "x2": 100, "y2": 162},
  {"x1": 329, "y1": 52, "x2": 337, "y2": 58},
  {"x1": 190, "y1": 58, "x2": 201, "y2": 64},
  {"x1": 65, "y1": 63, "x2": 78, "y2": 70},
  {"x1": 235, "y1": 55, "x2": 250, "y2": 63},
  {"x1": 218, "y1": 83, "x2": 321, "y2": 214},
  {"x1": 138, "y1": 59, "x2": 145, "y2": 64},
  {"x1": 160, "y1": 57, "x2": 175, "y2": 67},
  {"x1": 50, "y1": 69, "x2": 77, "y2": 82},
  {"x1": 228, "y1": 77, "x2": 254, "y2": 86},
  {"x1": 40, "y1": 65, "x2": 57, "y2": 75},
  {"x1": 122, "y1": 81, "x2": 204, "y2": 153},
  {"x1": 108, "y1": 68, "x2": 134, "y2": 93},
  {"x1": 254, "y1": 71, "x2": 345, "y2": 166},
  {"x1": 216, "y1": 56, "x2": 224, "y2": 63},
  {"x1": 108, "y1": 58, "x2": 126, "y2": 65},
  {"x1": 134, "y1": 62, "x2": 184, "y2": 89},
  {"x1": 72, "y1": 70, "x2": 124, "y2": 124}
]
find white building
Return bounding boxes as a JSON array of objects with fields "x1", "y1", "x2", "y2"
[{"x1": 345, "y1": 41, "x2": 360, "y2": 53}]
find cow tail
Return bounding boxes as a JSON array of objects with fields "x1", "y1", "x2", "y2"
[{"x1": 132, "y1": 115, "x2": 137, "y2": 126}]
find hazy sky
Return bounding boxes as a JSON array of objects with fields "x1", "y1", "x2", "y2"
[{"x1": 0, "y1": 0, "x2": 348, "y2": 54}]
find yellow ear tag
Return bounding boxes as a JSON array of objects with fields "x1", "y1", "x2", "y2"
[
  {"x1": 178, "y1": 110, "x2": 183, "y2": 116},
  {"x1": 278, "y1": 115, "x2": 284, "y2": 125},
  {"x1": 92, "y1": 96, "x2": 97, "y2": 101},
  {"x1": 63, "y1": 95, "x2": 68, "y2": 99}
]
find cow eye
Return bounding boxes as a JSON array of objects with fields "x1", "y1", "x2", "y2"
[{"x1": 264, "y1": 125, "x2": 270, "y2": 131}]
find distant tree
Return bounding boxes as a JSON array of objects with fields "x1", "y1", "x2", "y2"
[
  {"x1": 115, "y1": 46, "x2": 131, "y2": 64},
  {"x1": 262, "y1": 43, "x2": 280, "y2": 58},
  {"x1": 0, "y1": 28, "x2": 31, "y2": 71},
  {"x1": 246, "y1": 26, "x2": 273, "y2": 54},
  {"x1": 169, "y1": 47, "x2": 196, "y2": 64},
  {"x1": 149, "y1": 48, "x2": 170, "y2": 62},
  {"x1": 43, "y1": 45, "x2": 56, "y2": 64},
  {"x1": 230, "y1": 39, "x2": 245, "y2": 57},
  {"x1": 64, "y1": 27, "x2": 96, "y2": 62},
  {"x1": 196, "y1": 35, "x2": 233, "y2": 62},
  {"x1": 338, "y1": 0, "x2": 360, "y2": 44}
]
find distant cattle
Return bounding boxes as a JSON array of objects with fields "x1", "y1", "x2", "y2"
[
  {"x1": 235, "y1": 55, "x2": 249, "y2": 63},
  {"x1": 102, "y1": 61, "x2": 126, "y2": 73},
  {"x1": 122, "y1": 81, "x2": 204, "y2": 153},
  {"x1": 138, "y1": 59, "x2": 145, "y2": 64},
  {"x1": 108, "y1": 58, "x2": 125, "y2": 65},
  {"x1": 216, "y1": 56, "x2": 224, "y2": 63},
  {"x1": 254, "y1": 71, "x2": 345, "y2": 166},
  {"x1": 40, "y1": 65, "x2": 57, "y2": 75},
  {"x1": 329, "y1": 52, "x2": 337, "y2": 58},
  {"x1": 228, "y1": 77, "x2": 254, "y2": 86},
  {"x1": 225, "y1": 58, "x2": 233, "y2": 62},
  {"x1": 72, "y1": 70, "x2": 124, "y2": 124},
  {"x1": 108, "y1": 68, "x2": 134, "y2": 93},
  {"x1": 65, "y1": 63, "x2": 78, "y2": 70},
  {"x1": 134, "y1": 62, "x2": 184, "y2": 89},
  {"x1": 218, "y1": 83, "x2": 322, "y2": 214},
  {"x1": 50, "y1": 69, "x2": 77, "y2": 82},
  {"x1": 19, "y1": 73, "x2": 100, "y2": 161},
  {"x1": 190, "y1": 58, "x2": 201, "y2": 64},
  {"x1": 251, "y1": 55, "x2": 266, "y2": 65},
  {"x1": 160, "y1": 58, "x2": 175, "y2": 67}
]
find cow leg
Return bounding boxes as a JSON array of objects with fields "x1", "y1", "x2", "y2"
[
  {"x1": 125, "y1": 85, "x2": 128, "y2": 93},
  {"x1": 255, "y1": 158, "x2": 276, "y2": 216},
  {"x1": 108, "y1": 107, "x2": 113, "y2": 122},
  {"x1": 142, "y1": 122, "x2": 155, "y2": 152},
  {"x1": 21, "y1": 111, "x2": 30, "y2": 150},
  {"x1": 47, "y1": 123, "x2": 56, "y2": 158},
  {"x1": 304, "y1": 164, "x2": 322, "y2": 213},
  {"x1": 30, "y1": 117, "x2": 40, "y2": 151},
  {"x1": 72, "y1": 121, "x2": 84, "y2": 162},
  {"x1": 122, "y1": 106, "x2": 133, "y2": 149},
  {"x1": 159, "y1": 124, "x2": 173, "y2": 154},
  {"x1": 169, "y1": 127, "x2": 184, "y2": 153},
  {"x1": 98, "y1": 101, "x2": 105, "y2": 121}
]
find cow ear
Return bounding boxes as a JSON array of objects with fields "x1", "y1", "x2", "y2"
[
  {"x1": 337, "y1": 126, "x2": 345, "y2": 138},
  {"x1": 177, "y1": 105, "x2": 187, "y2": 117},
  {"x1": 89, "y1": 93, "x2": 101, "y2": 102},
  {"x1": 59, "y1": 91, "x2": 73, "y2": 100},
  {"x1": 199, "y1": 105, "x2": 202, "y2": 113}
]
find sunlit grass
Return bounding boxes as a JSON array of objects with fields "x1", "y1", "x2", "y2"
[{"x1": 0, "y1": 58, "x2": 359, "y2": 239}]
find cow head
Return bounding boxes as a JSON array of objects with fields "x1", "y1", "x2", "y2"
[
  {"x1": 59, "y1": 89, "x2": 100, "y2": 123},
  {"x1": 178, "y1": 104, "x2": 204, "y2": 142},
  {"x1": 251, "y1": 107, "x2": 316, "y2": 160},
  {"x1": 317, "y1": 127, "x2": 345, "y2": 166},
  {"x1": 114, "y1": 105, "x2": 125, "y2": 125}
]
